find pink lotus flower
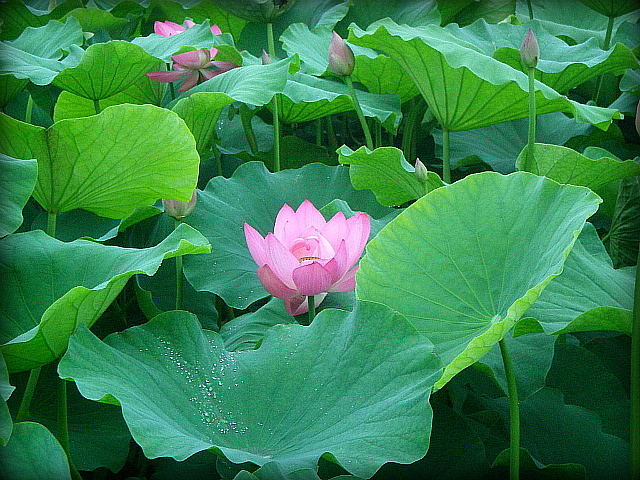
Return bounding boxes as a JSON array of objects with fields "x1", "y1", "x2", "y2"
[
  {"x1": 146, "y1": 48, "x2": 239, "y2": 92},
  {"x1": 154, "y1": 20, "x2": 222, "y2": 37},
  {"x1": 244, "y1": 200, "x2": 370, "y2": 316},
  {"x1": 147, "y1": 20, "x2": 239, "y2": 91}
]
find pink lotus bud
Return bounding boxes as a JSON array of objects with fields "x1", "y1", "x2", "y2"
[
  {"x1": 244, "y1": 200, "x2": 370, "y2": 316},
  {"x1": 261, "y1": 49, "x2": 273, "y2": 65},
  {"x1": 414, "y1": 158, "x2": 429, "y2": 183},
  {"x1": 328, "y1": 31, "x2": 355, "y2": 76},
  {"x1": 163, "y1": 189, "x2": 197, "y2": 220},
  {"x1": 520, "y1": 28, "x2": 540, "y2": 69}
]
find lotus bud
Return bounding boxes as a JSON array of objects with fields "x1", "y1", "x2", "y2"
[
  {"x1": 414, "y1": 158, "x2": 429, "y2": 183},
  {"x1": 328, "y1": 31, "x2": 355, "y2": 76},
  {"x1": 261, "y1": 49, "x2": 273, "y2": 65},
  {"x1": 163, "y1": 189, "x2": 197, "y2": 220},
  {"x1": 520, "y1": 28, "x2": 540, "y2": 68}
]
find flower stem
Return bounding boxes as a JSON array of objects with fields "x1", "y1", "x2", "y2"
[
  {"x1": 16, "y1": 367, "x2": 41, "y2": 422},
  {"x1": 58, "y1": 377, "x2": 82, "y2": 480},
  {"x1": 267, "y1": 22, "x2": 281, "y2": 172},
  {"x1": 316, "y1": 118, "x2": 322, "y2": 146},
  {"x1": 240, "y1": 103, "x2": 259, "y2": 155},
  {"x1": 526, "y1": 0, "x2": 534, "y2": 19},
  {"x1": 526, "y1": 66, "x2": 537, "y2": 172},
  {"x1": 174, "y1": 219, "x2": 183, "y2": 311},
  {"x1": 345, "y1": 75, "x2": 374, "y2": 150},
  {"x1": 308, "y1": 295, "x2": 316, "y2": 324},
  {"x1": 402, "y1": 97, "x2": 423, "y2": 163},
  {"x1": 593, "y1": 16, "x2": 615, "y2": 105},
  {"x1": 631, "y1": 247, "x2": 640, "y2": 479},
  {"x1": 326, "y1": 115, "x2": 338, "y2": 152},
  {"x1": 47, "y1": 211, "x2": 57, "y2": 238},
  {"x1": 499, "y1": 338, "x2": 520, "y2": 480},
  {"x1": 442, "y1": 126, "x2": 451, "y2": 184},
  {"x1": 93, "y1": 99, "x2": 100, "y2": 115},
  {"x1": 374, "y1": 119, "x2": 382, "y2": 148}
]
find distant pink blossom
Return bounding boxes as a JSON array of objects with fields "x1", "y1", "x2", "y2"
[
  {"x1": 147, "y1": 20, "x2": 239, "y2": 91},
  {"x1": 154, "y1": 20, "x2": 222, "y2": 37},
  {"x1": 244, "y1": 200, "x2": 370, "y2": 316}
]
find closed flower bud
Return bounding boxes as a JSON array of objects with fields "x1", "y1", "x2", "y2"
[
  {"x1": 520, "y1": 28, "x2": 540, "y2": 69},
  {"x1": 414, "y1": 158, "x2": 429, "y2": 183},
  {"x1": 328, "y1": 31, "x2": 355, "y2": 76},
  {"x1": 163, "y1": 189, "x2": 197, "y2": 220},
  {"x1": 261, "y1": 49, "x2": 273, "y2": 65}
]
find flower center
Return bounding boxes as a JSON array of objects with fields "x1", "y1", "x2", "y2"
[{"x1": 298, "y1": 256, "x2": 321, "y2": 263}]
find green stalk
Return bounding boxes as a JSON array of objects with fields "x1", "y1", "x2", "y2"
[
  {"x1": 631, "y1": 247, "x2": 640, "y2": 479},
  {"x1": 593, "y1": 16, "x2": 615, "y2": 105},
  {"x1": 16, "y1": 367, "x2": 41, "y2": 422},
  {"x1": 442, "y1": 127, "x2": 451, "y2": 184},
  {"x1": 526, "y1": 66, "x2": 537, "y2": 172},
  {"x1": 47, "y1": 211, "x2": 57, "y2": 238},
  {"x1": 401, "y1": 98, "x2": 418, "y2": 162},
  {"x1": 58, "y1": 378, "x2": 82, "y2": 480},
  {"x1": 326, "y1": 115, "x2": 338, "y2": 152},
  {"x1": 316, "y1": 118, "x2": 322, "y2": 146},
  {"x1": 499, "y1": 338, "x2": 520, "y2": 480},
  {"x1": 93, "y1": 99, "x2": 100, "y2": 115},
  {"x1": 213, "y1": 146, "x2": 223, "y2": 177},
  {"x1": 267, "y1": 22, "x2": 281, "y2": 172},
  {"x1": 526, "y1": 0, "x2": 534, "y2": 19},
  {"x1": 344, "y1": 75, "x2": 374, "y2": 150},
  {"x1": 308, "y1": 295, "x2": 316, "y2": 324},
  {"x1": 239, "y1": 103, "x2": 259, "y2": 155},
  {"x1": 175, "y1": 219, "x2": 183, "y2": 310},
  {"x1": 374, "y1": 119, "x2": 382, "y2": 148}
]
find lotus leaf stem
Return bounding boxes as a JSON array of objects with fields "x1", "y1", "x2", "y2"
[
  {"x1": 526, "y1": 0, "x2": 534, "y2": 19},
  {"x1": 374, "y1": 119, "x2": 382, "y2": 148},
  {"x1": 316, "y1": 118, "x2": 322, "y2": 146},
  {"x1": 240, "y1": 103, "x2": 259, "y2": 155},
  {"x1": 326, "y1": 115, "x2": 338, "y2": 152},
  {"x1": 25, "y1": 94, "x2": 34, "y2": 124},
  {"x1": 345, "y1": 75, "x2": 374, "y2": 150},
  {"x1": 499, "y1": 338, "x2": 520, "y2": 480},
  {"x1": 442, "y1": 127, "x2": 451, "y2": 184},
  {"x1": 175, "y1": 219, "x2": 184, "y2": 310},
  {"x1": 58, "y1": 377, "x2": 83, "y2": 480},
  {"x1": 267, "y1": 22, "x2": 281, "y2": 172},
  {"x1": 47, "y1": 211, "x2": 57, "y2": 239},
  {"x1": 16, "y1": 366, "x2": 41, "y2": 422},
  {"x1": 593, "y1": 16, "x2": 615, "y2": 104},
  {"x1": 93, "y1": 99, "x2": 100, "y2": 115}
]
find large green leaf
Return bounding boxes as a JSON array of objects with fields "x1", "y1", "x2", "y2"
[
  {"x1": 610, "y1": 176, "x2": 640, "y2": 268},
  {"x1": 0, "y1": 17, "x2": 84, "y2": 86},
  {"x1": 182, "y1": 162, "x2": 391, "y2": 309},
  {"x1": 0, "y1": 422, "x2": 71, "y2": 480},
  {"x1": 339, "y1": 0, "x2": 440, "y2": 29},
  {"x1": 526, "y1": 223, "x2": 634, "y2": 336},
  {"x1": 337, "y1": 145, "x2": 443, "y2": 206},
  {"x1": 0, "y1": 104, "x2": 200, "y2": 219},
  {"x1": 432, "y1": 112, "x2": 591, "y2": 174},
  {"x1": 52, "y1": 40, "x2": 160, "y2": 101},
  {"x1": 577, "y1": 0, "x2": 639, "y2": 19},
  {"x1": 277, "y1": 72, "x2": 402, "y2": 132},
  {"x1": 0, "y1": 223, "x2": 211, "y2": 372},
  {"x1": 0, "y1": 154, "x2": 37, "y2": 237},
  {"x1": 132, "y1": 21, "x2": 218, "y2": 62},
  {"x1": 516, "y1": 143, "x2": 640, "y2": 216},
  {"x1": 59, "y1": 304, "x2": 443, "y2": 477},
  {"x1": 448, "y1": 19, "x2": 638, "y2": 93},
  {"x1": 356, "y1": 171, "x2": 601, "y2": 388},
  {"x1": 348, "y1": 19, "x2": 622, "y2": 131}
]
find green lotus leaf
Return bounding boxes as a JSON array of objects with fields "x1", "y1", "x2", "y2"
[
  {"x1": 63, "y1": 6, "x2": 129, "y2": 32},
  {"x1": 52, "y1": 40, "x2": 159, "y2": 101},
  {"x1": 132, "y1": 21, "x2": 217, "y2": 62},
  {"x1": 516, "y1": 143, "x2": 640, "y2": 201},
  {"x1": 491, "y1": 448, "x2": 586, "y2": 480},
  {"x1": 433, "y1": 112, "x2": 591, "y2": 174},
  {"x1": 0, "y1": 17, "x2": 84, "y2": 85},
  {"x1": 0, "y1": 223, "x2": 211, "y2": 372},
  {"x1": 526, "y1": 222, "x2": 634, "y2": 336},
  {"x1": 0, "y1": 104, "x2": 200, "y2": 219},
  {"x1": 356, "y1": 171, "x2": 601, "y2": 389},
  {"x1": 351, "y1": 53, "x2": 420, "y2": 103},
  {"x1": 609, "y1": 176, "x2": 640, "y2": 268},
  {"x1": 447, "y1": 19, "x2": 638, "y2": 94},
  {"x1": 212, "y1": 0, "x2": 298, "y2": 23},
  {"x1": 0, "y1": 74, "x2": 28, "y2": 107},
  {"x1": 59, "y1": 304, "x2": 442, "y2": 477},
  {"x1": 181, "y1": 161, "x2": 391, "y2": 309},
  {"x1": 347, "y1": 19, "x2": 622, "y2": 131},
  {"x1": 52, "y1": 59, "x2": 166, "y2": 121},
  {"x1": 0, "y1": 154, "x2": 37, "y2": 237},
  {"x1": 577, "y1": 0, "x2": 639, "y2": 18},
  {"x1": 620, "y1": 68, "x2": 640, "y2": 94},
  {"x1": 516, "y1": 0, "x2": 639, "y2": 48},
  {"x1": 0, "y1": 422, "x2": 71, "y2": 480},
  {"x1": 340, "y1": 0, "x2": 440, "y2": 28},
  {"x1": 276, "y1": 72, "x2": 402, "y2": 132},
  {"x1": 338, "y1": 145, "x2": 443, "y2": 206},
  {"x1": 0, "y1": 353, "x2": 12, "y2": 446}
]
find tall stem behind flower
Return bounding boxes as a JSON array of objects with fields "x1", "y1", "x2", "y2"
[{"x1": 267, "y1": 23, "x2": 281, "y2": 172}]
